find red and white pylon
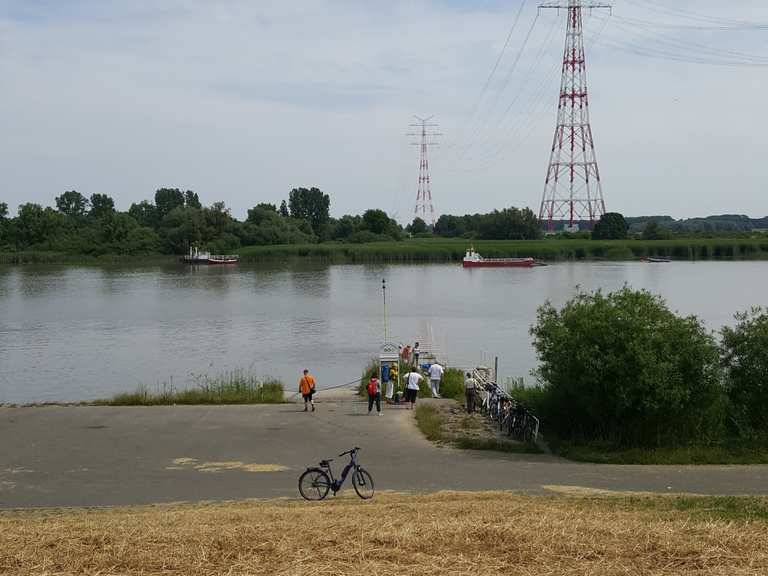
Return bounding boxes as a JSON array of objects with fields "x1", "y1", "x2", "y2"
[
  {"x1": 539, "y1": 0, "x2": 610, "y2": 231},
  {"x1": 409, "y1": 116, "x2": 441, "y2": 226}
]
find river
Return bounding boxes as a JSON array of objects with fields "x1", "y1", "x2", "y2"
[{"x1": 0, "y1": 261, "x2": 766, "y2": 404}]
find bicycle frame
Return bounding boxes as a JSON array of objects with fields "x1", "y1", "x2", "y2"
[{"x1": 322, "y1": 451, "x2": 359, "y2": 493}]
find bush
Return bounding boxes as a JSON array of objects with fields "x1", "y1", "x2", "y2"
[
  {"x1": 530, "y1": 287, "x2": 724, "y2": 447},
  {"x1": 721, "y1": 308, "x2": 768, "y2": 435}
]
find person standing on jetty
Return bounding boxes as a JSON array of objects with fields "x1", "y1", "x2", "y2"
[
  {"x1": 299, "y1": 369, "x2": 316, "y2": 412},
  {"x1": 367, "y1": 373, "x2": 382, "y2": 415},
  {"x1": 428, "y1": 361, "x2": 444, "y2": 398},
  {"x1": 412, "y1": 342, "x2": 420, "y2": 368},
  {"x1": 404, "y1": 367, "x2": 423, "y2": 410},
  {"x1": 464, "y1": 372, "x2": 478, "y2": 414}
]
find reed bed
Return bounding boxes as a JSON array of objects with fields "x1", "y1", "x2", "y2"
[
  {"x1": 235, "y1": 237, "x2": 768, "y2": 263},
  {"x1": 1, "y1": 492, "x2": 767, "y2": 575},
  {"x1": 100, "y1": 371, "x2": 284, "y2": 405}
]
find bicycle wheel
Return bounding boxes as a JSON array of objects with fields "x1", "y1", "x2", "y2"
[
  {"x1": 298, "y1": 468, "x2": 331, "y2": 501},
  {"x1": 352, "y1": 467, "x2": 375, "y2": 500}
]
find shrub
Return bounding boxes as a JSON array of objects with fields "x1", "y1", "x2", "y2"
[
  {"x1": 530, "y1": 287, "x2": 724, "y2": 447},
  {"x1": 721, "y1": 308, "x2": 768, "y2": 435}
]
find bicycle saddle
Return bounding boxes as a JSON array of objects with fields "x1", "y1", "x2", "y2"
[{"x1": 319, "y1": 459, "x2": 334, "y2": 466}]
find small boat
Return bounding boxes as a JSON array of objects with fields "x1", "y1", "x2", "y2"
[
  {"x1": 640, "y1": 256, "x2": 671, "y2": 263},
  {"x1": 462, "y1": 247, "x2": 535, "y2": 268},
  {"x1": 183, "y1": 247, "x2": 239, "y2": 265}
]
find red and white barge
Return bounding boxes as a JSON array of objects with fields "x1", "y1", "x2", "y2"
[{"x1": 462, "y1": 248, "x2": 535, "y2": 269}]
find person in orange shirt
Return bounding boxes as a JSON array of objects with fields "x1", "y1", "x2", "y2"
[{"x1": 299, "y1": 369, "x2": 316, "y2": 412}]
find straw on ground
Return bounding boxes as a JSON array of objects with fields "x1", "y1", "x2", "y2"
[{"x1": 2, "y1": 491, "x2": 767, "y2": 575}]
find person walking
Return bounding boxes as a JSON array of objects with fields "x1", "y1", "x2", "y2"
[
  {"x1": 299, "y1": 369, "x2": 316, "y2": 412},
  {"x1": 404, "y1": 366, "x2": 422, "y2": 410},
  {"x1": 464, "y1": 372, "x2": 478, "y2": 414},
  {"x1": 367, "y1": 374, "x2": 382, "y2": 415},
  {"x1": 428, "y1": 361, "x2": 444, "y2": 398}
]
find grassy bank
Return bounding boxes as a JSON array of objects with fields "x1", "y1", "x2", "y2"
[
  {"x1": 2, "y1": 492, "x2": 766, "y2": 575},
  {"x1": 97, "y1": 371, "x2": 284, "y2": 405},
  {"x1": 238, "y1": 236, "x2": 768, "y2": 262},
  {"x1": 0, "y1": 251, "x2": 177, "y2": 265},
  {"x1": 550, "y1": 440, "x2": 768, "y2": 465},
  {"x1": 415, "y1": 404, "x2": 542, "y2": 454},
  {"x1": 5, "y1": 236, "x2": 768, "y2": 265}
]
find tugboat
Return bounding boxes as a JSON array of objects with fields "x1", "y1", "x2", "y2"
[
  {"x1": 462, "y1": 247, "x2": 535, "y2": 268},
  {"x1": 183, "y1": 246, "x2": 239, "y2": 265}
]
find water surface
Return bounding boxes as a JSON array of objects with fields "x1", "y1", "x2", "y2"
[{"x1": 1, "y1": 261, "x2": 765, "y2": 404}]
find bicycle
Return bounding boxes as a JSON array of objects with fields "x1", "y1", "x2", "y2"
[{"x1": 298, "y1": 446, "x2": 375, "y2": 501}]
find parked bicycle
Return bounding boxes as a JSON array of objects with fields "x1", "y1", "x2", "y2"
[
  {"x1": 298, "y1": 446, "x2": 375, "y2": 501},
  {"x1": 472, "y1": 371, "x2": 540, "y2": 443}
]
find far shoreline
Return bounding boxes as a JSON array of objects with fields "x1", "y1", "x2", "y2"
[{"x1": 2, "y1": 236, "x2": 768, "y2": 265}]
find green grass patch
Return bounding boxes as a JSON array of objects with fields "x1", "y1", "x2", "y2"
[
  {"x1": 669, "y1": 496, "x2": 768, "y2": 522},
  {"x1": 453, "y1": 436, "x2": 543, "y2": 454},
  {"x1": 415, "y1": 404, "x2": 445, "y2": 442},
  {"x1": 551, "y1": 439, "x2": 768, "y2": 465},
  {"x1": 235, "y1": 237, "x2": 768, "y2": 263},
  {"x1": 98, "y1": 371, "x2": 285, "y2": 406}
]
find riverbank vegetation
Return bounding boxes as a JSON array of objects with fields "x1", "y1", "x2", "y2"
[
  {"x1": 3, "y1": 190, "x2": 765, "y2": 263},
  {"x1": 2, "y1": 492, "x2": 766, "y2": 575},
  {"x1": 0, "y1": 188, "x2": 540, "y2": 258},
  {"x1": 526, "y1": 288, "x2": 768, "y2": 464},
  {"x1": 98, "y1": 371, "x2": 284, "y2": 406},
  {"x1": 414, "y1": 404, "x2": 543, "y2": 454}
]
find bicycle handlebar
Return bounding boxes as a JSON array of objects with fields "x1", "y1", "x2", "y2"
[{"x1": 338, "y1": 447, "x2": 361, "y2": 457}]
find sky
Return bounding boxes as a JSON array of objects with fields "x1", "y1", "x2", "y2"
[{"x1": 1, "y1": 0, "x2": 767, "y2": 221}]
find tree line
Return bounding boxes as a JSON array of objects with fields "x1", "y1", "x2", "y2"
[{"x1": 0, "y1": 188, "x2": 542, "y2": 255}]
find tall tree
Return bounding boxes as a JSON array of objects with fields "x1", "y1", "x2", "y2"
[
  {"x1": 184, "y1": 190, "x2": 202, "y2": 209},
  {"x1": 15, "y1": 203, "x2": 67, "y2": 248},
  {"x1": 154, "y1": 188, "x2": 186, "y2": 220},
  {"x1": 55, "y1": 191, "x2": 89, "y2": 218},
  {"x1": 362, "y1": 209, "x2": 391, "y2": 235},
  {"x1": 0, "y1": 202, "x2": 7, "y2": 219},
  {"x1": 592, "y1": 212, "x2": 628, "y2": 240},
  {"x1": 408, "y1": 217, "x2": 428, "y2": 235},
  {"x1": 89, "y1": 193, "x2": 116, "y2": 219},
  {"x1": 288, "y1": 187, "x2": 330, "y2": 234},
  {"x1": 128, "y1": 200, "x2": 159, "y2": 229},
  {"x1": 279, "y1": 200, "x2": 289, "y2": 217}
]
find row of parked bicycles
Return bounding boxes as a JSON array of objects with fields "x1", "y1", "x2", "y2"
[{"x1": 472, "y1": 369, "x2": 540, "y2": 444}]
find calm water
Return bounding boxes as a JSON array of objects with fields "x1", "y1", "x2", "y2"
[{"x1": 1, "y1": 261, "x2": 766, "y2": 404}]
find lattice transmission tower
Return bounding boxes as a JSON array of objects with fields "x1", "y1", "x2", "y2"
[
  {"x1": 539, "y1": 0, "x2": 610, "y2": 231},
  {"x1": 408, "y1": 116, "x2": 441, "y2": 226}
]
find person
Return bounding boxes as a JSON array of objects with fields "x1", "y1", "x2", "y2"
[
  {"x1": 386, "y1": 363, "x2": 398, "y2": 401},
  {"x1": 299, "y1": 369, "x2": 316, "y2": 412},
  {"x1": 367, "y1": 374, "x2": 382, "y2": 415},
  {"x1": 400, "y1": 344, "x2": 412, "y2": 364},
  {"x1": 412, "y1": 342, "x2": 420, "y2": 368},
  {"x1": 464, "y1": 372, "x2": 478, "y2": 414},
  {"x1": 428, "y1": 361, "x2": 444, "y2": 398},
  {"x1": 404, "y1": 366, "x2": 422, "y2": 410}
]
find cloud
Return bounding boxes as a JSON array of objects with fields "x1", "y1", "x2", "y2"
[{"x1": 0, "y1": 0, "x2": 767, "y2": 220}]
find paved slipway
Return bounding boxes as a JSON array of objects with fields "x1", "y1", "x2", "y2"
[{"x1": 2, "y1": 390, "x2": 768, "y2": 509}]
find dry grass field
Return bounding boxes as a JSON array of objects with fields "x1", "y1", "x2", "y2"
[{"x1": 2, "y1": 491, "x2": 768, "y2": 575}]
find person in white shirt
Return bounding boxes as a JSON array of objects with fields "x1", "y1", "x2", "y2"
[
  {"x1": 464, "y1": 372, "x2": 478, "y2": 413},
  {"x1": 404, "y1": 367, "x2": 423, "y2": 410},
  {"x1": 428, "y1": 362, "x2": 444, "y2": 398}
]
